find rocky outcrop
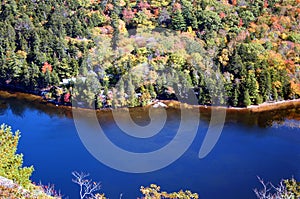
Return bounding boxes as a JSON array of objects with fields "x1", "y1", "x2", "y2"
[{"x1": 0, "y1": 176, "x2": 60, "y2": 199}]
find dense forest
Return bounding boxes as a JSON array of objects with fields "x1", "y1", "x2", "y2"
[{"x1": 0, "y1": 0, "x2": 299, "y2": 108}]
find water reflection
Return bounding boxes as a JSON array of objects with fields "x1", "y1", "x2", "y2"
[
  {"x1": 0, "y1": 91, "x2": 299, "y2": 199},
  {"x1": 0, "y1": 91, "x2": 299, "y2": 128},
  {"x1": 0, "y1": 100, "x2": 8, "y2": 116}
]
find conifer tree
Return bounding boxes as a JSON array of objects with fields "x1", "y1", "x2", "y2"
[
  {"x1": 172, "y1": 10, "x2": 187, "y2": 31},
  {"x1": 0, "y1": 125, "x2": 34, "y2": 189},
  {"x1": 243, "y1": 89, "x2": 252, "y2": 107},
  {"x1": 180, "y1": 0, "x2": 198, "y2": 29},
  {"x1": 127, "y1": 76, "x2": 138, "y2": 107},
  {"x1": 111, "y1": 0, "x2": 121, "y2": 50},
  {"x1": 233, "y1": 86, "x2": 239, "y2": 107}
]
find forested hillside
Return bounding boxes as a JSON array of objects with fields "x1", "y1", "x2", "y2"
[{"x1": 0, "y1": 0, "x2": 299, "y2": 108}]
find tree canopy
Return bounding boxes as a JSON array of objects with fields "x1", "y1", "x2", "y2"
[{"x1": 0, "y1": 0, "x2": 299, "y2": 107}]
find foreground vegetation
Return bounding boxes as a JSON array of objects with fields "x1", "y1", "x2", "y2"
[
  {"x1": 0, "y1": 124, "x2": 60, "y2": 198},
  {"x1": 0, "y1": 0, "x2": 299, "y2": 108},
  {"x1": 71, "y1": 173, "x2": 300, "y2": 199},
  {"x1": 71, "y1": 172, "x2": 199, "y2": 199}
]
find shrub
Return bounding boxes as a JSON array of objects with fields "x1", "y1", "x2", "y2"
[{"x1": 140, "y1": 184, "x2": 199, "y2": 199}]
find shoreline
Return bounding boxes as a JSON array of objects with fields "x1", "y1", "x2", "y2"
[
  {"x1": 0, "y1": 89, "x2": 299, "y2": 113},
  {"x1": 150, "y1": 99, "x2": 300, "y2": 113}
]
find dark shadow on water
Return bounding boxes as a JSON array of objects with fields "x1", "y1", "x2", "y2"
[{"x1": 1, "y1": 91, "x2": 300, "y2": 128}]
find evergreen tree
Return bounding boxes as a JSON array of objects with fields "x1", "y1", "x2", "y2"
[
  {"x1": 246, "y1": 70, "x2": 259, "y2": 104},
  {"x1": 111, "y1": 0, "x2": 121, "y2": 50},
  {"x1": 172, "y1": 10, "x2": 187, "y2": 31},
  {"x1": 84, "y1": 74, "x2": 101, "y2": 108},
  {"x1": 259, "y1": 69, "x2": 272, "y2": 101},
  {"x1": 0, "y1": 124, "x2": 34, "y2": 189},
  {"x1": 28, "y1": 62, "x2": 40, "y2": 89},
  {"x1": 198, "y1": 72, "x2": 210, "y2": 105},
  {"x1": 127, "y1": 76, "x2": 139, "y2": 107},
  {"x1": 44, "y1": 70, "x2": 52, "y2": 87},
  {"x1": 256, "y1": 94, "x2": 263, "y2": 105},
  {"x1": 21, "y1": 64, "x2": 31, "y2": 88},
  {"x1": 149, "y1": 84, "x2": 157, "y2": 99},
  {"x1": 233, "y1": 86, "x2": 239, "y2": 107},
  {"x1": 51, "y1": 70, "x2": 60, "y2": 86},
  {"x1": 180, "y1": 0, "x2": 198, "y2": 29},
  {"x1": 273, "y1": 87, "x2": 278, "y2": 101},
  {"x1": 243, "y1": 89, "x2": 252, "y2": 107},
  {"x1": 118, "y1": 78, "x2": 127, "y2": 107},
  {"x1": 56, "y1": 58, "x2": 72, "y2": 79}
]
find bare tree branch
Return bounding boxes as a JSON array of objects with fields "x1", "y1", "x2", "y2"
[
  {"x1": 253, "y1": 176, "x2": 295, "y2": 199},
  {"x1": 72, "y1": 171, "x2": 102, "y2": 199}
]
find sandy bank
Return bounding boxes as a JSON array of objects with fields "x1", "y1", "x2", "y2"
[{"x1": 159, "y1": 99, "x2": 300, "y2": 113}]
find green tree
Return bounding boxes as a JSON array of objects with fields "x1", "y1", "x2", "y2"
[
  {"x1": 127, "y1": 76, "x2": 139, "y2": 107},
  {"x1": 259, "y1": 69, "x2": 272, "y2": 101},
  {"x1": 273, "y1": 87, "x2": 278, "y2": 101},
  {"x1": 243, "y1": 89, "x2": 252, "y2": 106},
  {"x1": 197, "y1": 72, "x2": 210, "y2": 105},
  {"x1": 180, "y1": 0, "x2": 198, "y2": 29},
  {"x1": 55, "y1": 58, "x2": 72, "y2": 79},
  {"x1": 172, "y1": 10, "x2": 187, "y2": 31},
  {"x1": 84, "y1": 74, "x2": 102, "y2": 108},
  {"x1": 198, "y1": 10, "x2": 222, "y2": 32},
  {"x1": 0, "y1": 124, "x2": 34, "y2": 189},
  {"x1": 239, "y1": 10, "x2": 255, "y2": 26},
  {"x1": 118, "y1": 78, "x2": 127, "y2": 107},
  {"x1": 245, "y1": 70, "x2": 259, "y2": 104},
  {"x1": 233, "y1": 85, "x2": 239, "y2": 107},
  {"x1": 149, "y1": 84, "x2": 157, "y2": 99},
  {"x1": 111, "y1": 0, "x2": 121, "y2": 50},
  {"x1": 51, "y1": 70, "x2": 61, "y2": 85},
  {"x1": 256, "y1": 94, "x2": 263, "y2": 105}
]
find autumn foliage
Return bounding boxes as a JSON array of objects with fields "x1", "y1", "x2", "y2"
[
  {"x1": 42, "y1": 62, "x2": 53, "y2": 74},
  {"x1": 0, "y1": 0, "x2": 299, "y2": 107}
]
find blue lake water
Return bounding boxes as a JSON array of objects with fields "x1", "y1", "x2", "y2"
[{"x1": 0, "y1": 96, "x2": 299, "y2": 199}]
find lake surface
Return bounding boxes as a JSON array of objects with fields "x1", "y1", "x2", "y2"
[{"x1": 0, "y1": 95, "x2": 299, "y2": 199}]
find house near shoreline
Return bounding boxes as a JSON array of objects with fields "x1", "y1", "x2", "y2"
[{"x1": 60, "y1": 78, "x2": 77, "y2": 85}]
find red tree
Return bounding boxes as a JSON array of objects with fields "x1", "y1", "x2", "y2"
[{"x1": 42, "y1": 62, "x2": 52, "y2": 73}]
